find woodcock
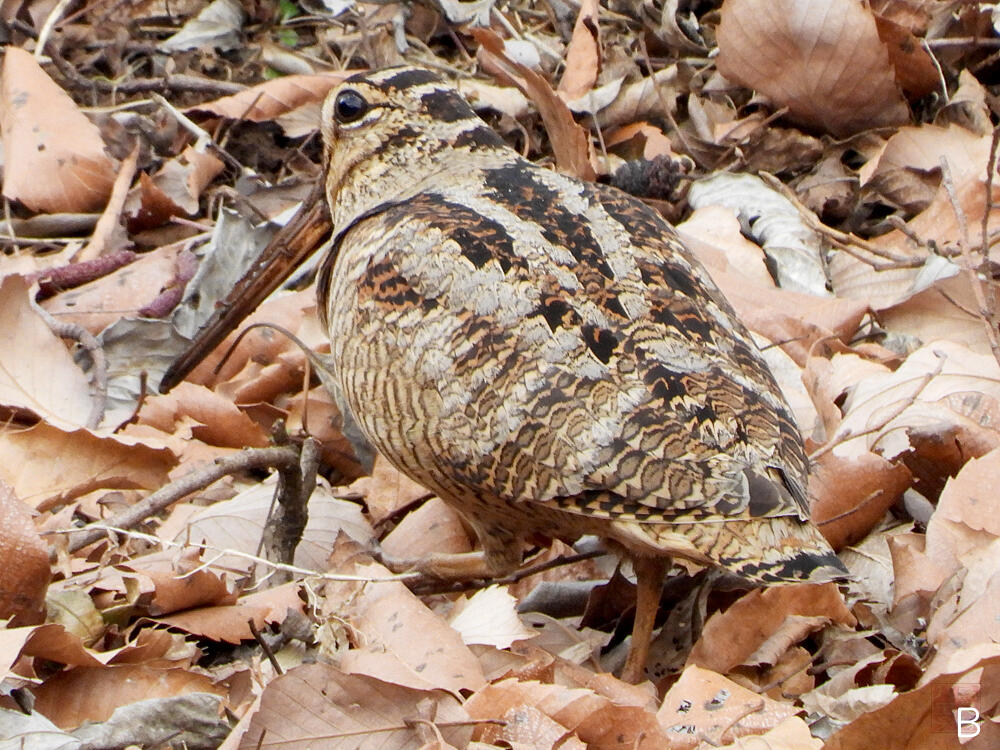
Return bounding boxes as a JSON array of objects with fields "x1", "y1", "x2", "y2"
[{"x1": 162, "y1": 66, "x2": 848, "y2": 682}]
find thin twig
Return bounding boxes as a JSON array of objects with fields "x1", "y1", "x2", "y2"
[
  {"x1": 940, "y1": 154, "x2": 1000, "y2": 366},
  {"x1": 61, "y1": 446, "x2": 301, "y2": 554},
  {"x1": 52, "y1": 523, "x2": 420, "y2": 583}
]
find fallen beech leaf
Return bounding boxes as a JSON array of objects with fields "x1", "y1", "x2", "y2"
[
  {"x1": 157, "y1": 581, "x2": 305, "y2": 643},
  {"x1": 176, "y1": 479, "x2": 374, "y2": 576},
  {"x1": 717, "y1": 0, "x2": 909, "y2": 137},
  {"x1": 0, "y1": 48, "x2": 116, "y2": 213},
  {"x1": 811, "y1": 451, "x2": 912, "y2": 549},
  {"x1": 558, "y1": 0, "x2": 601, "y2": 101},
  {"x1": 831, "y1": 341, "x2": 1000, "y2": 461},
  {"x1": 336, "y1": 562, "x2": 486, "y2": 693},
  {"x1": 448, "y1": 585, "x2": 536, "y2": 649},
  {"x1": 873, "y1": 13, "x2": 940, "y2": 98},
  {"x1": 656, "y1": 665, "x2": 799, "y2": 748},
  {"x1": 687, "y1": 584, "x2": 855, "y2": 674},
  {"x1": 0, "y1": 274, "x2": 95, "y2": 430},
  {"x1": 138, "y1": 382, "x2": 268, "y2": 449},
  {"x1": 32, "y1": 664, "x2": 224, "y2": 729},
  {"x1": 0, "y1": 422, "x2": 176, "y2": 511},
  {"x1": 465, "y1": 677, "x2": 670, "y2": 748},
  {"x1": 715, "y1": 715, "x2": 822, "y2": 749},
  {"x1": 239, "y1": 663, "x2": 473, "y2": 750},
  {"x1": 381, "y1": 496, "x2": 472, "y2": 562},
  {"x1": 189, "y1": 73, "x2": 351, "y2": 122},
  {"x1": 354, "y1": 454, "x2": 432, "y2": 525},
  {"x1": 41, "y1": 243, "x2": 188, "y2": 335},
  {"x1": 824, "y1": 654, "x2": 1000, "y2": 749},
  {"x1": 0, "y1": 481, "x2": 49, "y2": 625}
]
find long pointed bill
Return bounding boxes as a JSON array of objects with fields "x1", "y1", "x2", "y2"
[{"x1": 159, "y1": 179, "x2": 333, "y2": 393}]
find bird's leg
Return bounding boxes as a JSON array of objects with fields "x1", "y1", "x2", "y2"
[
  {"x1": 380, "y1": 529, "x2": 525, "y2": 580},
  {"x1": 620, "y1": 555, "x2": 668, "y2": 684}
]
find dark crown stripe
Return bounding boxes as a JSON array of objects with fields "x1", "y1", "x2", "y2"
[{"x1": 373, "y1": 67, "x2": 442, "y2": 91}]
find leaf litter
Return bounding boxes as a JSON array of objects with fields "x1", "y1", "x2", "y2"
[{"x1": 2, "y1": 1, "x2": 1000, "y2": 748}]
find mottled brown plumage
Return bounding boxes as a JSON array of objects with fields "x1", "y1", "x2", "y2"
[{"x1": 165, "y1": 66, "x2": 847, "y2": 681}]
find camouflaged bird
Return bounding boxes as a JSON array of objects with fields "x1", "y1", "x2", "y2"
[{"x1": 164, "y1": 66, "x2": 847, "y2": 681}]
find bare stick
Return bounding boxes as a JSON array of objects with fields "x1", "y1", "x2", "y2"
[{"x1": 63, "y1": 446, "x2": 300, "y2": 554}]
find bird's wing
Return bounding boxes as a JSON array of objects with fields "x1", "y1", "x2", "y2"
[{"x1": 321, "y1": 164, "x2": 810, "y2": 528}]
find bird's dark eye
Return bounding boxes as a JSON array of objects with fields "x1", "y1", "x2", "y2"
[{"x1": 333, "y1": 90, "x2": 369, "y2": 124}]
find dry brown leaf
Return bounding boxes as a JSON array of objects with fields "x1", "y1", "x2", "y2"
[
  {"x1": 189, "y1": 73, "x2": 352, "y2": 122},
  {"x1": 824, "y1": 654, "x2": 1000, "y2": 749},
  {"x1": 189, "y1": 289, "x2": 318, "y2": 388},
  {"x1": 473, "y1": 27, "x2": 598, "y2": 181},
  {"x1": 115, "y1": 550, "x2": 234, "y2": 616},
  {"x1": 239, "y1": 663, "x2": 473, "y2": 750},
  {"x1": 41, "y1": 243, "x2": 187, "y2": 334},
  {"x1": 605, "y1": 122, "x2": 677, "y2": 161},
  {"x1": 873, "y1": 13, "x2": 940, "y2": 98},
  {"x1": 285, "y1": 385, "x2": 368, "y2": 479},
  {"x1": 175, "y1": 480, "x2": 374, "y2": 576},
  {"x1": 0, "y1": 481, "x2": 49, "y2": 626},
  {"x1": 879, "y1": 273, "x2": 994, "y2": 356},
  {"x1": 811, "y1": 451, "x2": 912, "y2": 550},
  {"x1": 0, "y1": 422, "x2": 176, "y2": 511},
  {"x1": 923, "y1": 541, "x2": 1000, "y2": 686},
  {"x1": 687, "y1": 584, "x2": 855, "y2": 674},
  {"x1": 354, "y1": 454, "x2": 432, "y2": 525},
  {"x1": 0, "y1": 274, "x2": 95, "y2": 430},
  {"x1": 137, "y1": 382, "x2": 269, "y2": 449},
  {"x1": 558, "y1": 0, "x2": 601, "y2": 101},
  {"x1": 717, "y1": 0, "x2": 909, "y2": 137},
  {"x1": 335, "y1": 562, "x2": 486, "y2": 694},
  {"x1": 1, "y1": 626, "x2": 93, "y2": 686},
  {"x1": 32, "y1": 664, "x2": 224, "y2": 729},
  {"x1": 495, "y1": 704, "x2": 574, "y2": 750},
  {"x1": 0, "y1": 47, "x2": 116, "y2": 213},
  {"x1": 156, "y1": 581, "x2": 304, "y2": 643},
  {"x1": 381, "y1": 496, "x2": 472, "y2": 562},
  {"x1": 466, "y1": 678, "x2": 669, "y2": 749},
  {"x1": 656, "y1": 665, "x2": 800, "y2": 749},
  {"x1": 715, "y1": 716, "x2": 822, "y2": 749}
]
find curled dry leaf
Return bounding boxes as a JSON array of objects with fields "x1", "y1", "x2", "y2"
[
  {"x1": 381, "y1": 495, "x2": 472, "y2": 561},
  {"x1": 176, "y1": 480, "x2": 374, "y2": 576},
  {"x1": 137, "y1": 382, "x2": 269, "y2": 449},
  {"x1": 716, "y1": 0, "x2": 909, "y2": 137},
  {"x1": 831, "y1": 341, "x2": 1000, "y2": 462},
  {"x1": 473, "y1": 27, "x2": 598, "y2": 181},
  {"x1": 0, "y1": 481, "x2": 49, "y2": 626},
  {"x1": 465, "y1": 677, "x2": 670, "y2": 749},
  {"x1": 0, "y1": 48, "x2": 116, "y2": 213},
  {"x1": 156, "y1": 581, "x2": 305, "y2": 644},
  {"x1": 41, "y1": 243, "x2": 187, "y2": 335},
  {"x1": 872, "y1": 13, "x2": 940, "y2": 98},
  {"x1": 823, "y1": 654, "x2": 1000, "y2": 749}
]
